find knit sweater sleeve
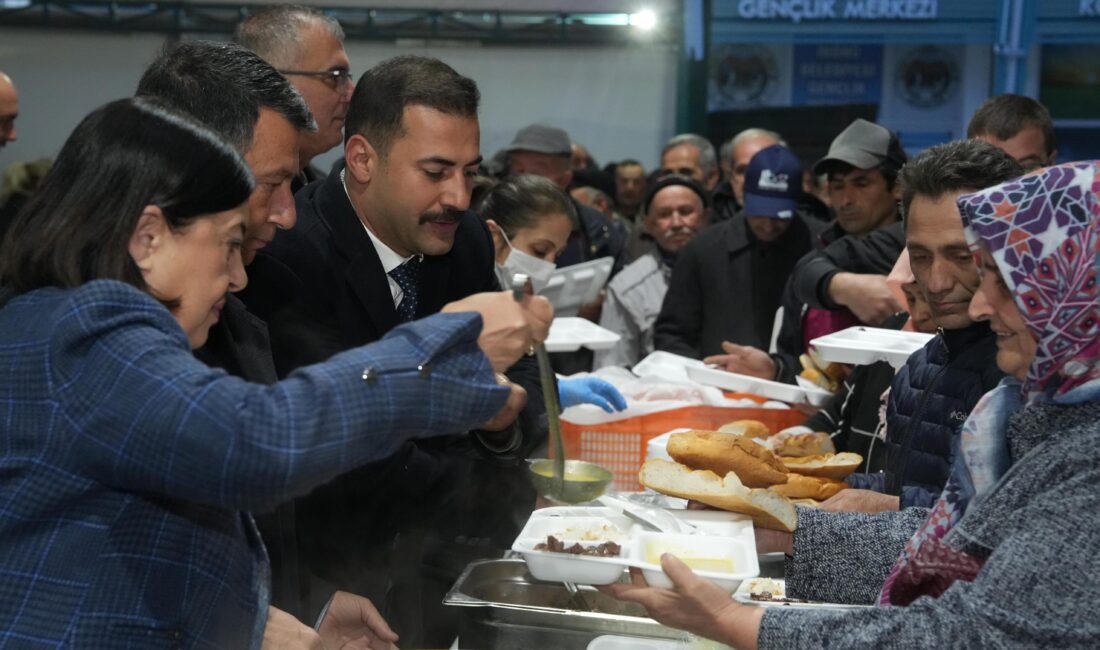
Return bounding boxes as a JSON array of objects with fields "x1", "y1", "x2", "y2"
[
  {"x1": 759, "y1": 442, "x2": 1100, "y2": 649},
  {"x1": 784, "y1": 506, "x2": 928, "y2": 604}
]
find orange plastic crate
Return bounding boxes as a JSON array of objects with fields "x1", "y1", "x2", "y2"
[{"x1": 560, "y1": 395, "x2": 807, "y2": 492}]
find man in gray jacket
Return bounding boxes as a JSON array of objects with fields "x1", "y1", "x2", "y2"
[{"x1": 596, "y1": 174, "x2": 709, "y2": 367}]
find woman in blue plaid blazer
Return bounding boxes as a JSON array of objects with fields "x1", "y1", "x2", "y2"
[{"x1": 0, "y1": 98, "x2": 545, "y2": 647}]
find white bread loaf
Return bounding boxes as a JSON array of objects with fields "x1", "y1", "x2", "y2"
[
  {"x1": 639, "y1": 459, "x2": 797, "y2": 532},
  {"x1": 667, "y1": 430, "x2": 789, "y2": 488},
  {"x1": 717, "y1": 419, "x2": 771, "y2": 438},
  {"x1": 765, "y1": 430, "x2": 836, "y2": 457},
  {"x1": 781, "y1": 452, "x2": 863, "y2": 480},
  {"x1": 769, "y1": 473, "x2": 847, "y2": 500}
]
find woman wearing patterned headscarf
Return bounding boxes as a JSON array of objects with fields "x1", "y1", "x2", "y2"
[{"x1": 601, "y1": 161, "x2": 1100, "y2": 649}]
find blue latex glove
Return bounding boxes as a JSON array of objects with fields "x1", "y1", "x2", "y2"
[{"x1": 558, "y1": 376, "x2": 628, "y2": 413}]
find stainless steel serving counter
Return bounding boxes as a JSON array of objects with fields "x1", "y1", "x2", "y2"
[{"x1": 443, "y1": 559, "x2": 693, "y2": 649}]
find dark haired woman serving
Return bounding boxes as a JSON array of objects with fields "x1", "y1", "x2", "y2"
[{"x1": 0, "y1": 98, "x2": 550, "y2": 647}]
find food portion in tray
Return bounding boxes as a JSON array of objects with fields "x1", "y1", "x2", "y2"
[{"x1": 511, "y1": 506, "x2": 759, "y2": 591}]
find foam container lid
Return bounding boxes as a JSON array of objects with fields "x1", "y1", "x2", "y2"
[
  {"x1": 811, "y1": 326, "x2": 935, "y2": 368},
  {"x1": 545, "y1": 317, "x2": 621, "y2": 352},
  {"x1": 686, "y1": 365, "x2": 833, "y2": 407}
]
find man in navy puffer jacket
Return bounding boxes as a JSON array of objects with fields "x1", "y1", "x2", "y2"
[{"x1": 824, "y1": 139, "x2": 1023, "y2": 513}]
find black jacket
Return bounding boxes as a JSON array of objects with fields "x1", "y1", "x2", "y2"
[
  {"x1": 767, "y1": 220, "x2": 850, "y2": 383},
  {"x1": 791, "y1": 221, "x2": 906, "y2": 310},
  {"x1": 243, "y1": 167, "x2": 545, "y2": 642},
  {"x1": 654, "y1": 211, "x2": 823, "y2": 358},
  {"x1": 802, "y1": 312, "x2": 909, "y2": 474},
  {"x1": 848, "y1": 322, "x2": 1004, "y2": 508},
  {"x1": 558, "y1": 198, "x2": 628, "y2": 275}
]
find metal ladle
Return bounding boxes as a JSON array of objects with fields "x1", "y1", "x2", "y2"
[{"x1": 511, "y1": 273, "x2": 612, "y2": 504}]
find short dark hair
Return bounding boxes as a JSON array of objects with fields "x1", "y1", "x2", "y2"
[
  {"x1": 136, "y1": 40, "x2": 315, "y2": 154},
  {"x1": 234, "y1": 4, "x2": 345, "y2": 69},
  {"x1": 899, "y1": 139, "x2": 1024, "y2": 230},
  {"x1": 0, "y1": 98, "x2": 254, "y2": 298},
  {"x1": 477, "y1": 174, "x2": 577, "y2": 238},
  {"x1": 345, "y1": 55, "x2": 479, "y2": 158},
  {"x1": 967, "y1": 94, "x2": 1055, "y2": 155},
  {"x1": 823, "y1": 159, "x2": 903, "y2": 191}
]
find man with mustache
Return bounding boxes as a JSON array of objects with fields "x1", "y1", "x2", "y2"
[
  {"x1": 655, "y1": 144, "x2": 825, "y2": 358},
  {"x1": 595, "y1": 175, "x2": 710, "y2": 367},
  {"x1": 243, "y1": 55, "x2": 546, "y2": 646}
]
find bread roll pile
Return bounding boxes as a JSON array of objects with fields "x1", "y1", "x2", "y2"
[{"x1": 640, "y1": 421, "x2": 862, "y2": 532}]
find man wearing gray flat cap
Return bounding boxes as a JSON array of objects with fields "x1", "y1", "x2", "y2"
[{"x1": 506, "y1": 123, "x2": 626, "y2": 275}]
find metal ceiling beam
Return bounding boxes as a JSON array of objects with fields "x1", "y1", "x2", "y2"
[{"x1": 0, "y1": 1, "x2": 680, "y2": 46}]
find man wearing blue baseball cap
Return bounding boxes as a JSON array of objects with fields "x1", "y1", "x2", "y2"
[{"x1": 654, "y1": 145, "x2": 826, "y2": 358}]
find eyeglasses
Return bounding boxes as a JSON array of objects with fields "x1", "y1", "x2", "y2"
[{"x1": 278, "y1": 68, "x2": 354, "y2": 91}]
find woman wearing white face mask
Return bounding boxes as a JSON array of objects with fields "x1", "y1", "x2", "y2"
[
  {"x1": 479, "y1": 174, "x2": 627, "y2": 413},
  {"x1": 480, "y1": 174, "x2": 574, "y2": 294}
]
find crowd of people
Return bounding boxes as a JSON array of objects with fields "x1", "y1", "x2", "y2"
[{"x1": 0, "y1": 4, "x2": 1096, "y2": 649}]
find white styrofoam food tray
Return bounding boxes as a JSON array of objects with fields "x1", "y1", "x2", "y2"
[
  {"x1": 587, "y1": 636, "x2": 691, "y2": 650},
  {"x1": 541, "y1": 256, "x2": 614, "y2": 317},
  {"x1": 512, "y1": 506, "x2": 759, "y2": 590},
  {"x1": 811, "y1": 326, "x2": 935, "y2": 369},
  {"x1": 631, "y1": 351, "x2": 707, "y2": 382},
  {"x1": 685, "y1": 365, "x2": 833, "y2": 407},
  {"x1": 545, "y1": 317, "x2": 621, "y2": 352}
]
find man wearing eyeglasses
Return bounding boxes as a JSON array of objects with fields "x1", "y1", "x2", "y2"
[{"x1": 236, "y1": 5, "x2": 353, "y2": 190}]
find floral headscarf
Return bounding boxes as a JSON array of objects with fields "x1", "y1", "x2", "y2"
[
  {"x1": 879, "y1": 161, "x2": 1100, "y2": 606},
  {"x1": 958, "y1": 161, "x2": 1100, "y2": 401}
]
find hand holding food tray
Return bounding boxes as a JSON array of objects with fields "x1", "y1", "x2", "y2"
[{"x1": 512, "y1": 506, "x2": 760, "y2": 592}]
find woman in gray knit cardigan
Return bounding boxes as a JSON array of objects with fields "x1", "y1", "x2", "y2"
[{"x1": 604, "y1": 161, "x2": 1100, "y2": 649}]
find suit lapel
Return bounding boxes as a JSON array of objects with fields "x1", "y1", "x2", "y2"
[{"x1": 313, "y1": 168, "x2": 399, "y2": 336}]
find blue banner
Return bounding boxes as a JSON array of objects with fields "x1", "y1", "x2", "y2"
[{"x1": 792, "y1": 44, "x2": 883, "y2": 105}]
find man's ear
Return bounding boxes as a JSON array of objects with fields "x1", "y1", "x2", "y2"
[
  {"x1": 706, "y1": 169, "x2": 720, "y2": 191},
  {"x1": 128, "y1": 205, "x2": 169, "y2": 272},
  {"x1": 345, "y1": 134, "x2": 378, "y2": 185}
]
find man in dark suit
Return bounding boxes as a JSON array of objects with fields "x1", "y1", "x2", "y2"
[
  {"x1": 136, "y1": 40, "x2": 321, "y2": 627},
  {"x1": 244, "y1": 55, "x2": 545, "y2": 646}
]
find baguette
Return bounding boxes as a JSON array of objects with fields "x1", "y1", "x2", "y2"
[
  {"x1": 769, "y1": 473, "x2": 847, "y2": 500},
  {"x1": 717, "y1": 419, "x2": 770, "y2": 439},
  {"x1": 667, "y1": 430, "x2": 789, "y2": 488},
  {"x1": 765, "y1": 430, "x2": 836, "y2": 457},
  {"x1": 640, "y1": 459, "x2": 797, "y2": 532},
  {"x1": 781, "y1": 452, "x2": 863, "y2": 480}
]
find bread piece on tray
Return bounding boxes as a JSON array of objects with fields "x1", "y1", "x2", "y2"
[
  {"x1": 717, "y1": 419, "x2": 770, "y2": 438},
  {"x1": 667, "y1": 430, "x2": 789, "y2": 488},
  {"x1": 765, "y1": 430, "x2": 836, "y2": 457},
  {"x1": 770, "y1": 473, "x2": 847, "y2": 500},
  {"x1": 781, "y1": 452, "x2": 862, "y2": 480},
  {"x1": 640, "y1": 459, "x2": 797, "y2": 532}
]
